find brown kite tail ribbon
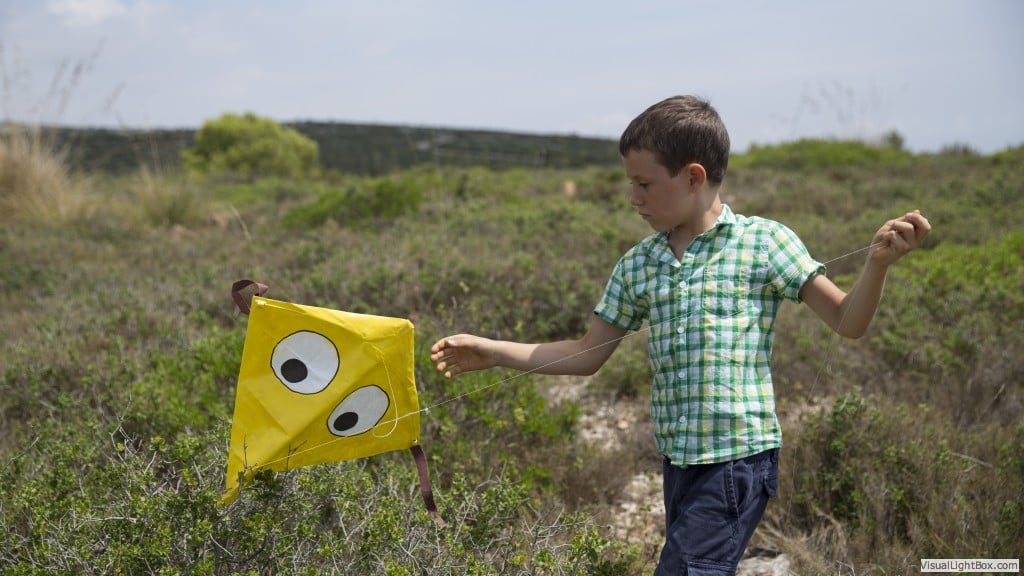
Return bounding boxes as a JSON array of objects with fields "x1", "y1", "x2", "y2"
[
  {"x1": 231, "y1": 279, "x2": 270, "y2": 315},
  {"x1": 411, "y1": 444, "x2": 446, "y2": 527}
]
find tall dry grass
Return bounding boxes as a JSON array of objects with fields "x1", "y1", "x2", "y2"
[
  {"x1": 0, "y1": 124, "x2": 92, "y2": 224},
  {"x1": 1, "y1": 122, "x2": 220, "y2": 233}
]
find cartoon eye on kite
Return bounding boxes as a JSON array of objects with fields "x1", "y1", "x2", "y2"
[
  {"x1": 271, "y1": 331, "x2": 339, "y2": 394},
  {"x1": 327, "y1": 385, "x2": 390, "y2": 436}
]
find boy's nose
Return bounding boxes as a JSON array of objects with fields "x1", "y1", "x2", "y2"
[{"x1": 629, "y1": 186, "x2": 644, "y2": 206}]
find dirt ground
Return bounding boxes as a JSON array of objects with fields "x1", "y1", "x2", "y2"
[{"x1": 543, "y1": 375, "x2": 793, "y2": 575}]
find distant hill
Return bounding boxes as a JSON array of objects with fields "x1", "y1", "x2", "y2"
[{"x1": 31, "y1": 122, "x2": 621, "y2": 175}]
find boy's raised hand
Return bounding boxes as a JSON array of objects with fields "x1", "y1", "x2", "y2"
[
  {"x1": 430, "y1": 334, "x2": 497, "y2": 379},
  {"x1": 869, "y1": 210, "x2": 931, "y2": 267}
]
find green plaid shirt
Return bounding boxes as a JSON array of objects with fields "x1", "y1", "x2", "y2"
[{"x1": 595, "y1": 204, "x2": 825, "y2": 465}]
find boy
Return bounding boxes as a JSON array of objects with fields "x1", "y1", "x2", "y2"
[{"x1": 430, "y1": 95, "x2": 930, "y2": 574}]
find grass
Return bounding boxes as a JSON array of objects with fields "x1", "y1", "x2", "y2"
[
  {"x1": 1, "y1": 132, "x2": 1022, "y2": 574},
  {"x1": 0, "y1": 124, "x2": 92, "y2": 225}
]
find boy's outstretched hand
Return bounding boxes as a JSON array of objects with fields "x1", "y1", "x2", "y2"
[
  {"x1": 869, "y1": 210, "x2": 931, "y2": 267},
  {"x1": 430, "y1": 335, "x2": 497, "y2": 379}
]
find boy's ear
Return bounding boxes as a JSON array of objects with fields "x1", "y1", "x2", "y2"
[{"x1": 684, "y1": 163, "x2": 707, "y2": 191}]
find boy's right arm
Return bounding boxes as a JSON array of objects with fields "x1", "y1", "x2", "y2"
[{"x1": 430, "y1": 316, "x2": 628, "y2": 379}]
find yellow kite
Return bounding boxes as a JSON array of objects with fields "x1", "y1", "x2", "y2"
[{"x1": 224, "y1": 280, "x2": 442, "y2": 524}]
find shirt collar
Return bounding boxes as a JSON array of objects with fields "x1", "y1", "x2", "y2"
[
  {"x1": 652, "y1": 204, "x2": 737, "y2": 266},
  {"x1": 715, "y1": 203, "x2": 737, "y2": 228},
  {"x1": 662, "y1": 203, "x2": 737, "y2": 238}
]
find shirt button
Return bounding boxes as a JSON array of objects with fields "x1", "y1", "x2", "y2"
[
  {"x1": 677, "y1": 370, "x2": 686, "y2": 380},
  {"x1": 678, "y1": 281, "x2": 687, "y2": 289},
  {"x1": 677, "y1": 325, "x2": 685, "y2": 333},
  {"x1": 678, "y1": 416, "x2": 688, "y2": 425}
]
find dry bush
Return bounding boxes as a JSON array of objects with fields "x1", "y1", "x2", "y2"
[
  {"x1": 128, "y1": 166, "x2": 207, "y2": 229},
  {"x1": 763, "y1": 391, "x2": 1023, "y2": 573},
  {"x1": 0, "y1": 125, "x2": 92, "y2": 224}
]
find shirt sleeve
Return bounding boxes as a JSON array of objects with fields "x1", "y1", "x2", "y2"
[
  {"x1": 594, "y1": 255, "x2": 647, "y2": 331},
  {"x1": 766, "y1": 221, "x2": 826, "y2": 302}
]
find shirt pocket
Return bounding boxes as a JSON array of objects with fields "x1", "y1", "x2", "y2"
[{"x1": 701, "y1": 265, "x2": 749, "y2": 318}]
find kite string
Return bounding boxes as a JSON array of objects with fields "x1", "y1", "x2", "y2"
[
  {"x1": 808, "y1": 242, "x2": 883, "y2": 391},
  {"x1": 370, "y1": 343, "x2": 401, "y2": 439},
  {"x1": 387, "y1": 239, "x2": 885, "y2": 425},
  {"x1": 254, "y1": 239, "x2": 883, "y2": 467}
]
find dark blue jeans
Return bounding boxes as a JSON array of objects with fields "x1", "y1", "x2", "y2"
[{"x1": 654, "y1": 449, "x2": 779, "y2": 575}]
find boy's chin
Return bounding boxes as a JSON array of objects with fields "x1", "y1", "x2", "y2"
[{"x1": 639, "y1": 215, "x2": 666, "y2": 231}]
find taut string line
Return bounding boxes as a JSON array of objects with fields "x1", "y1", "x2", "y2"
[
  {"x1": 427, "y1": 240, "x2": 883, "y2": 415},
  {"x1": 247, "y1": 240, "x2": 881, "y2": 470}
]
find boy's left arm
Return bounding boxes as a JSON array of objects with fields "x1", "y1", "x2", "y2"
[{"x1": 800, "y1": 210, "x2": 931, "y2": 338}]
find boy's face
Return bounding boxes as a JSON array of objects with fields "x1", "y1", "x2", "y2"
[{"x1": 623, "y1": 149, "x2": 695, "y2": 232}]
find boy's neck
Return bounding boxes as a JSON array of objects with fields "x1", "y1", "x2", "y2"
[{"x1": 668, "y1": 195, "x2": 723, "y2": 257}]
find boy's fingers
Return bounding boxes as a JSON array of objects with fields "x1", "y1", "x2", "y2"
[
  {"x1": 888, "y1": 230, "x2": 910, "y2": 252},
  {"x1": 895, "y1": 220, "x2": 916, "y2": 240},
  {"x1": 873, "y1": 210, "x2": 928, "y2": 263},
  {"x1": 439, "y1": 361, "x2": 459, "y2": 378},
  {"x1": 901, "y1": 210, "x2": 931, "y2": 239},
  {"x1": 434, "y1": 346, "x2": 462, "y2": 372},
  {"x1": 911, "y1": 214, "x2": 931, "y2": 240},
  {"x1": 436, "y1": 361, "x2": 457, "y2": 379},
  {"x1": 431, "y1": 337, "x2": 462, "y2": 361},
  {"x1": 891, "y1": 218, "x2": 926, "y2": 247}
]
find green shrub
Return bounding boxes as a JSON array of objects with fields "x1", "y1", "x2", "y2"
[
  {"x1": 282, "y1": 173, "x2": 426, "y2": 229},
  {"x1": 0, "y1": 424, "x2": 642, "y2": 574},
  {"x1": 990, "y1": 143, "x2": 1024, "y2": 163},
  {"x1": 415, "y1": 337, "x2": 580, "y2": 475},
  {"x1": 212, "y1": 176, "x2": 317, "y2": 205},
  {"x1": 872, "y1": 232, "x2": 1024, "y2": 425},
  {"x1": 0, "y1": 325, "x2": 641, "y2": 574},
  {"x1": 123, "y1": 328, "x2": 243, "y2": 439},
  {"x1": 732, "y1": 138, "x2": 913, "y2": 172},
  {"x1": 182, "y1": 113, "x2": 318, "y2": 179},
  {"x1": 772, "y1": 391, "x2": 1024, "y2": 571}
]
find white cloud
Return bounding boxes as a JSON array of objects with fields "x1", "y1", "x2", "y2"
[{"x1": 47, "y1": 0, "x2": 126, "y2": 28}]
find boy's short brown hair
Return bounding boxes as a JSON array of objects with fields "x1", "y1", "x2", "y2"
[{"x1": 619, "y1": 95, "x2": 731, "y2": 185}]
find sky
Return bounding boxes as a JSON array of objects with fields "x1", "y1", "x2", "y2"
[{"x1": 1, "y1": 0, "x2": 1021, "y2": 154}]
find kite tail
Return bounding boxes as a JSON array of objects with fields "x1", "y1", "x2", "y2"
[{"x1": 411, "y1": 444, "x2": 446, "y2": 527}]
